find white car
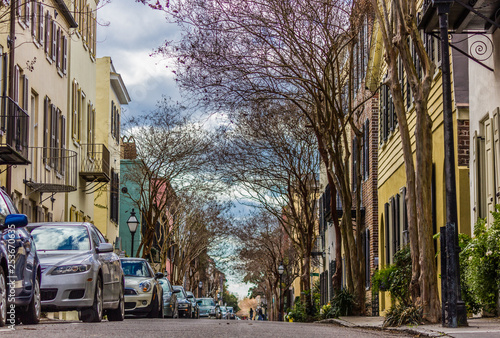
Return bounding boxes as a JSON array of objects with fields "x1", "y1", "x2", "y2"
[
  {"x1": 121, "y1": 258, "x2": 164, "y2": 318},
  {"x1": 29, "y1": 222, "x2": 125, "y2": 322}
]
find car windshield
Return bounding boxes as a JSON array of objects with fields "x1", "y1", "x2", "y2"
[
  {"x1": 159, "y1": 279, "x2": 172, "y2": 292},
  {"x1": 199, "y1": 299, "x2": 215, "y2": 306},
  {"x1": 31, "y1": 226, "x2": 90, "y2": 251},
  {"x1": 174, "y1": 287, "x2": 186, "y2": 299},
  {"x1": 121, "y1": 260, "x2": 152, "y2": 277}
]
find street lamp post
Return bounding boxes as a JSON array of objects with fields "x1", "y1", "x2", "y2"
[
  {"x1": 199, "y1": 281, "x2": 203, "y2": 298},
  {"x1": 278, "y1": 262, "x2": 284, "y2": 322},
  {"x1": 127, "y1": 209, "x2": 139, "y2": 257}
]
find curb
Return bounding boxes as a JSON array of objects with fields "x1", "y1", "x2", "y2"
[{"x1": 318, "y1": 318, "x2": 450, "y2": 337}]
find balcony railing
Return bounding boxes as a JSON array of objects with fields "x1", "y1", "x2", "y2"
[
  {"x1": 0, "y1": 96, "x2": 30, "y2": 165},
  {"x1": 24, "y1": 147, "x2": 77, "y2": 193},
  {"x1": 80, "y1": 143, "x2": 110, "y2": 182}
]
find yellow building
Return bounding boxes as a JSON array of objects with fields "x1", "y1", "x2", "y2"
[
  {"x1": 1, "y1": 1, "x2": 79, "y2": 222},
  {"x1": 94, "y1": 57, "x2": 130, "y2": 244},
  {"x1": 367, "y1": 3, "x2": 471, "y2": 314},
  {"x1": 65, "y1": 0, "x2": 99, "y2": 225}
]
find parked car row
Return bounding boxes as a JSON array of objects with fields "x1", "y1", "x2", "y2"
[{"x1": 0, "y1": 188, "x2": 206, "y2": 327}]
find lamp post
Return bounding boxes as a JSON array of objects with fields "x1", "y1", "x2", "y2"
[
  {"x1": 278, "y1": 262, "x2": 284, "y2": 321},
  {"x1": 127, "y1": 209, "x2": 139, "y2": 257},
  {"x1": 198, "y1": 281, "x2": 203, "y2": 298}
]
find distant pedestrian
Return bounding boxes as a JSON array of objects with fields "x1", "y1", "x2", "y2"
[
  {"x1": 257, "y1": 307, "x2": 263, "y2": 320},
  {"x1": 249, "y1": 308, "x2": 253, "y2": 320}
]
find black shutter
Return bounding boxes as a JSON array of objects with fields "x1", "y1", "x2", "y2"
[
  {"x1": 364, "y1": 119, "x2": 369, "y2": 179},
  {"x1": 384, "y1": 202, "x2": 390, "y2": 265}
]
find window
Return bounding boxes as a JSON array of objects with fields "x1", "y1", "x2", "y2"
[
  {"x1": 363, "y1": 119, "x2": 369, "y2": 180},
  {"x1": 38, "y1": 2, "x2": 44, "y2": 46},
  {"x1": 51, "y1": 19, "x2": 57, "y2": 62},
  {"x1": 352, "y1": 136, "x2": 358, "y2": 191},
  {"x1": 379, "y1": 83, "x2": 395, "y2": 144},
  {"x1": 111, "y1": 101, "x2": 120, "y2": 141}
]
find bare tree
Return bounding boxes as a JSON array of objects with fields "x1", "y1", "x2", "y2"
[
  {"x1": 122, "y1": 98, "x2": 222, "y2": 265},
  {"x1": 370, "y1": 0, "x2": 440, "y2": 322},
  {"x1": 216, "y1": 103, "x2": 320, "y2": 313},
  {"x1": 234, "y1": 210, "x2": 299, "y2": 321},
  {"x1": 141, "y1": 0, "x2": 373, "y2": 313}
]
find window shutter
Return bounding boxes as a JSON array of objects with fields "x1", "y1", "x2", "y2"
[
  {"x1": 47, "y1": 212, "x2": 53, "y2": 222},
  {"x1": 379, "y1": 85, "x2": 384, "y2": 144},
  {"x1": 117, "y1": 110, "x2": 121, "y2": 140},
  {"x1": 22, "y1": 75, "x2": 29, "y2": 111},
  {"x1": 31, "y1": 1, "x2": 37, "y2": 38},
  {"x1": 384, "y1": 202, "x2": 390, "y2": 265},
  {"x1": 485, "y1": 118, "x2": 496, "y2": 224},
  {"x1": 13, "y1": 65, "x2": 19, "y2": 103},
  {"x1": 401, "y1": 187, "x2": 408, "y2": 245},
  {"x1": 364, "y1": 119, "x2": 369, "y2": 179},
  {"x1": 365, "y1": 229, "x2": 370, "y2": 288},
  {"x1": 25, "y1": 0, "x2": 31, "y2": 26},
  {"x1": 39, "y1": 3, "x2": 44, "y2": 45},
  {"x1": 395, "y1": 194, "x2": 401, "y2": 252},
  {"x1": 16, "y1": 0, "x2": 22, "y2": 17},
  {"x1": 36, "y1": 206, "x2": 42, "y2": 222},
  {"x1": 62, "y1": 35, "x2": 67, "y2": 74},
  {"x1": 55, "y1": 109, "x2": 60, "y2": 172},
  {"x1": 110, "y1": 101, "x2": 114, "y2": 137},
  {"x1": 472, "y1": 131, "x2": 479, "y2": 222},
  {"x1": 493, "y1": 109, "x2": 500, "y2": 206},
  {"x1": 60, "y1": 114, "x2": 66, "y2": 175},
  {"x1": 43, "y1": 96, "x2": 49, "y2": 162},
  {"x1": 44, "y1": 13, "x2": 50, "y2": 55},
  {"x1": 51, "y1": 20, "x2": 57, "y2": 61},
  {"x1": 56, "y1": 27, "x2": 61, "y2": 69},
  {"x1": 50, "y1": 104, "x2": 56, "y2": 168}
]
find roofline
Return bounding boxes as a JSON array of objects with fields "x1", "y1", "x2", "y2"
[
  {"x1": 54, "y1": 0, "x2": 78, "y2": 28},
  {"x1": 111, "y1": 72, "x2": 131, "y2": 105}
]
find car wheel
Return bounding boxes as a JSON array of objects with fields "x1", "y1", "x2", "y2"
[
  {"x1": 107, "y1": 283, "x2": 125, "y2": 321},
  {"x1": 81, "y1": 275, "x2": 103, "y2": 322},
  {"x1": 21, "y1": 277, "x2": 41, "y2": 324},
  {"x1": 147, "y1": 291, "x2": 160, "y2": 318},
  {"x1": 0, "y1": 266, "x2": 7, "y2": 327}
]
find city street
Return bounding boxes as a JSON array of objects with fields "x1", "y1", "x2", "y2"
[{"x1": 0, "y1": 318, "x2": 414, "y2": 338}]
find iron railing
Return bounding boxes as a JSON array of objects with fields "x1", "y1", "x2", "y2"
[
  {"x1": 0, "y1": 96, "x2": 29, "y2": 164},
  {"x1": 80, "y1": 143, "x2": 110, "y2": 182},
  {"x1": 24, "y1": 147, "x2": 77, "y2": 192}
]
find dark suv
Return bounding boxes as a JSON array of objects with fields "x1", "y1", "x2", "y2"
[{"x1": 0, "y1": 189, "x2": 41, "y2": 327}]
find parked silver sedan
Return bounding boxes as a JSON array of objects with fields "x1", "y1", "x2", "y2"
[{"x1": 28, "y1": 222, "x2": 125, "y2": 322}]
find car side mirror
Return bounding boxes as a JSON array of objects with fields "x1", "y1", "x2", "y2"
[
  {"x1": 187, "y1": 294, "x2": 194, "y2": 299},
  {"x1": 96, "y1": 242, "x2": 113, "y2": 253},
  {"x1": 196, "y1": 300, "x2": 202, "y2": 305},
  {"x1": 172, "y1": 289, "x2": 180, "y2": 293},
  {"x1": 155, "y1": 272, "x2": 164, "y2": 279},
  {"x1": 3, "y1": 214, "x2": 28, "y2": 229}
]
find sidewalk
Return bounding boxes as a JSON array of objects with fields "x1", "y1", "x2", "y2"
[{"x1": 320, "y1": 316, "x2": 500, "y2": 337}]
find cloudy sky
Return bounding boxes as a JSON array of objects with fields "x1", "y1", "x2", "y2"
[
  {"x1": 97, "y1": 0, "x2": 180, "y2": 118},
  {"x1": 97, "y1": 1, "x2": 252, "y2": 299}
]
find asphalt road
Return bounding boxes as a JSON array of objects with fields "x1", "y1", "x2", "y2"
[{"x1": 0, "y1": 317, "x2": 416, "y2": 338}]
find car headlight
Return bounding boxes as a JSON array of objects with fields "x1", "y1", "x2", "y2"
[
  {"x1": 139, "y1": 281, "x2": 152, "y2": 292},
  {"x1": 52, "y1": 264, "x2": 91, "y2": 275}
]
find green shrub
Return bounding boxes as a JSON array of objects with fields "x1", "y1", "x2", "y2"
[
  {"x1": 331, "y1": 288, "x2": 355, "y2": 316},
  {"x1": 383, "y1": 303, "x2": 422, "y2": 327},
  {"x1": 371, "y1": 245, "x2": 412, "y2": 306},
  {"x1": 460, "y1": 212, "x2": 500, "y2": 315}
]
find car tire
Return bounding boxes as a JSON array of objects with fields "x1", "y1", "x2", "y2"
[
  {"x1": 107, "y1": 283, "x2": 125, "y2": 321},
  {"x1": 147, "y1": 290, "x2": 160, "y2": 318},
  {"x1": 21, "y1": 277, "x2": 41, "y2": 324},
  {"x1": 80, "y1": 275, "x2": 103, "y2": 322},
  {"x1": 0, "y1": 266, "x2": 7, "y2": 327}
]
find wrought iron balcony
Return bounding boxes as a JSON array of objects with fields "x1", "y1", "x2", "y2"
[
  {"x1": 24, "y1": 147, "x2": 77, "y2": 193},
  {"x1": 0, "y1": 96, "x2": 30, "y2": 165},
  {"x1": 80, "y1": 143, "x2": 110, "y2": 182},
  {"x1": 419, "y1": 0, "x2": 500, "y2": 33}
]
